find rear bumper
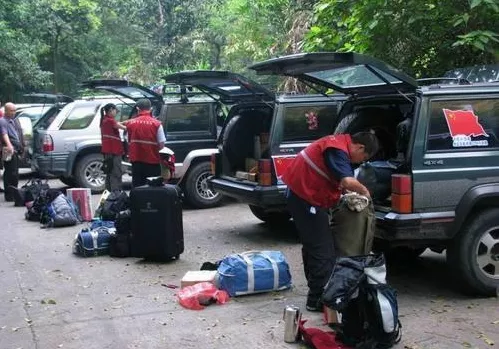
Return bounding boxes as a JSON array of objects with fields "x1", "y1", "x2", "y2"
[
  {"x1": 31, "y1": 153, "x2": 68, "y2": 177},
  {"x1": 375, "y1": 210, "x2": 455, "y2": 243},
  {"x1": 209, "y1": 176, "x2": 287, "y2": 208}
]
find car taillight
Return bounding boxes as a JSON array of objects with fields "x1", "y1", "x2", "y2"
[
  {"x1": 42, "y1": 134, "x2": 54, "y2": 153},
  {"x1": 258, "y1": 159, "x2": 272, "y2": 186},
  {"x1": 391, "y1": 174, "x2": 412, "y2": 213},
  {"x1": 210, "y1": 153, "x2": 216, "y2": 175}
]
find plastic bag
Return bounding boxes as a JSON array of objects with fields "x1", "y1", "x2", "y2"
[{"x1": 177, "y1": 282, "x2": 230, "y2": 310}]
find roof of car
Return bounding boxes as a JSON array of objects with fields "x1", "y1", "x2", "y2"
[
  {"x1": 419, "y1": 81, "x2": 499, "y2": 95},
  {"x1": 275, "y1": 93, "x2": 348, "y2": 103}
]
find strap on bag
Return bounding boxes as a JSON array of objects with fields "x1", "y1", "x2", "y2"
[{"x1": 237, "y1": 251, "x2": 279, "y2": 293}]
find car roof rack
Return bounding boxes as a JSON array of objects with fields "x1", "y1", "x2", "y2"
[{"x1": 417, "y1": 77, "x2": 472, "y2": 86}]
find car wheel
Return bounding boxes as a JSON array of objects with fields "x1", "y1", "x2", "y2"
[
  {"x1": 75, "y1": 154, "x2": 106, "y2": 194},
  {"x1": 249, "y1": 205, "x2": 291, "y2": 225},
  {"x1": 184, "y1": 162, "x2": 222, "y2": 209},
  {"x1": 59, "y1": 176, "x2": 77, "y2": 187},
  {"x1": 447, "y1": 208, "x2": 499, "y2": 296}
]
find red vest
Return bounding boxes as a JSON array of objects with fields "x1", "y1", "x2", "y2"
[
  {"x1": 282, "y1": 134, "x2": 352, "y2": 208},
  {"x1": 101, "y1": 115, "x2": 124, "y2": 155},
  {"x1": 126, "y1": 111, "x2": 161, "y2": 164}
]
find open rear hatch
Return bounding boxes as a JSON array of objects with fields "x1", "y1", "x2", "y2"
[
  {"x1": 248, "y1": 52, "x2": 418, "y2": 96},
  {"x1": 80, "y1": 79, "x2": 164, "y2": 116},
  {"x1": 163, "y1": 70, "x2": 274, "y2": 104}
]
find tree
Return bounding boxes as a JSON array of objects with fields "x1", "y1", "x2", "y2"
[{"x1": 304, "y1": 0, "x2": 499, "y2": 77}]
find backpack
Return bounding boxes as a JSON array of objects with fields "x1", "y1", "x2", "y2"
[
  {"x1": 337, "y1": 283, "x2": 401, "y2": 349},
  {"x1": 25, "y1": 187, "x2": 55, "y2": 222},
  {"x1": 41, "y1": 192, "x2": 79, "y2": 227},
  {"x1": 100, "y1": 191, "x2": 129, "y2": 221},
  {"x1": 322, "y1": 254, "x2": 401, "y2": 349}
]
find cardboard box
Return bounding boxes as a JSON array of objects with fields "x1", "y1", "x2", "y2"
[
  {"x1": 245, "y1": 158, "x2": 258, "y2": 173},
  {"x1": 181, "y1": 271, "x2": 218, "y2": 288}
]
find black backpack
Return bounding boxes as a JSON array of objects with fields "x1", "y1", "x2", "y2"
[
  {"x1": 100, "y1": 191, "x2": 129, "y2": 221},
  {"x1": 336, "y1": 282, "x2": 401, "y2": 349}
]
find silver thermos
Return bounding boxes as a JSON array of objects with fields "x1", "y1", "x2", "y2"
[{"x1": 283, "y1": 305, "x2": 301, "y2": 343}]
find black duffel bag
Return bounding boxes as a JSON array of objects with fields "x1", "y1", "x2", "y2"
[{"x1": 356, "y1": 161, "x2": 400, "y2": 202}]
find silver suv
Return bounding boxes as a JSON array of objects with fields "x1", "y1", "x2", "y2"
[{"x1": 31, "y1": 96, "x2": 134, "y2": 192}]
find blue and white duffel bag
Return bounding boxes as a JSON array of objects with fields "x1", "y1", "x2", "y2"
[
  {"x1": 217, "y1": 250, "x2": 292, "y2": 297},
  {"x1": 72, "y1": 221, "x2": 115, "y2": 257}
]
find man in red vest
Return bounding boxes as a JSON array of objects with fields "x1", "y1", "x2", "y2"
[
  {"x1": 282, "y1": 132, "x2": 379, "y2": 311},
  {"x1": 124, "y1": 99, "x2": 165, "y2": 187}
]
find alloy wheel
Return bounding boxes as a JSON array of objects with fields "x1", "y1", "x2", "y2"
[{"x1": 476, "y1": 226, "x2": 499, "y2": 280}]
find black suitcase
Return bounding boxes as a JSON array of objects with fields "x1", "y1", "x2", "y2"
[{"x1": 130, "y1": 184, "x2": 184, "y2": 260}]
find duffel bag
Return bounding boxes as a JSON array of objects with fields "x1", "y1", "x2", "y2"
[
  {"x1": 217, "y1": 250, "x2": 292, "y2": 297},
  {"x1": 73, "y1": 226, "x2": 113, "y2": 257}
]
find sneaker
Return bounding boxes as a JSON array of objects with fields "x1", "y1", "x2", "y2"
[{"x1": 306, "y1": 297, "x2": 323, "y2": 312}]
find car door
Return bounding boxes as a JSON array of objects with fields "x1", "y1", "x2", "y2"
[
  {"x1": 411, "y1": 93, "x2": 499, "y2": 212},
  {"x1": 162, "y1": 102, "x2": 218, "y2": 162}
]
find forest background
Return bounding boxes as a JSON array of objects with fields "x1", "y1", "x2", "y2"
[{"x1": 0, "y1": 0, "x2": 498, "y2": 100}]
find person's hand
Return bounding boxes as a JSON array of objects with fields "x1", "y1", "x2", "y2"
[{"x1": 6, "y1": 145, "x2": 14, "y2": 154}]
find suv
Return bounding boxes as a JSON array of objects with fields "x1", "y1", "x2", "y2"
[
  {"x1": 31, "y1": 96, "x2": 135, "y2": 189},
  {"x1": 31, "y1": 80, "x2": 226, "y2": 209},
  {"x1": 209, "y1": 52, "x2": 499, "y2": 296}
]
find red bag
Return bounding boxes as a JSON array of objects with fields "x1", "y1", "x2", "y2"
[
  {"x1": 299, "y1": 320, "x2": 351, "y2": 349},
  {"x1": 177, "y1": 282, "x2": 230, "y2": 310}
]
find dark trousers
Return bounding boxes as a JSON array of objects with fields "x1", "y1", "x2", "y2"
[
  {"x1": 286, "y1": 190, "x2": 335, "y2": 301},
  {"x1": 4, "y1": 154, "x2": 19, "y2": 201},
  {"x1": 104, "y1": 154, "x2": 123, "y2": 192},
  {"x1": 131, "y1": 161, "x2": 160, "y2": 188}
]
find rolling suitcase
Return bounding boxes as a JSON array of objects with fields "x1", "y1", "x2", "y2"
[{"x1": 130, "y1": 184, "x2": 184, "y2": 260}]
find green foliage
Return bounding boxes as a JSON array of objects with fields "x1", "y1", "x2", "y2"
[
  {"x1": 304, "y1": 0, "x2": 499, "y2": 77},
  {"x1": 0, "y1": 0, "x2": 498, "y2": 101}
]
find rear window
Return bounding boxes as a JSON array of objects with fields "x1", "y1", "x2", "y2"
[
  {"x1": 427, "y1": 98, "x2": 499, "y2": 151},
  {"x1": 35, "y1": 107, "x2": 60, "y2": 130},
  {"x1": 282, "y1": 104, "x2": 339, "y2": 142},
  {"x1": 60, "y1": 104, "x2": 98, "y2": 130},
  {"x1": 166, "y1": 104, "x2": 211, "y2": 132}
]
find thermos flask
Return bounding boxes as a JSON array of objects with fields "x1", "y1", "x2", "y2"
[{"x1": 283, "y1": 305, "x2": 301, "y2": 343}]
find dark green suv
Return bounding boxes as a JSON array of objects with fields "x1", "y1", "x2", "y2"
[{"x1": 211, "y1": 52, "x2": 499, "y2": 296}]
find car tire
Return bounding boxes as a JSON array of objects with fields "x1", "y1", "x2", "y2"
[
  {"x1": 447, "y1": 208, "x2": 499, "y2": 296},
  {"x1": 59, "y1": 176, "x2": 77, "y2": 187},
  {"x1": 184, "y1": 162, "x2": 222, "y2": 209},
  {"x1": 249, "y1": 205, "x2": 291, "y2": 225},
  {"x1": 74, "y1": 153, "x2": 106, "y2": 194}
]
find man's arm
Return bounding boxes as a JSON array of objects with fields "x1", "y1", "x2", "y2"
[
  {"x1": 156, "y1": 124, "x2": 166, "y2": 149},
  {"x1": 0, "y1": 120, "x2": 13, "y2": 152},
  {"x1": 340, "y1": 177, "x2": 370, "y2": 197},
  {"x1": 324, "y1": 148, "x2": 370, "y2": 197}
]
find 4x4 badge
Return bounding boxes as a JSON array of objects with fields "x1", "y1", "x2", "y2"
[{"x1": 423, "y1": 159, "x2": 444, "y2": 166}]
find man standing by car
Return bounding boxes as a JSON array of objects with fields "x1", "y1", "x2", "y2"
[
  {"x1": 282, "y1": 132, "x2": 379, "y2": 311},
  {"x1": 0, "y1": 103, "x2": 24, "y2": 201},
  {"x1": 123, "y1": 99, "x2": 165, "y2": 187}
]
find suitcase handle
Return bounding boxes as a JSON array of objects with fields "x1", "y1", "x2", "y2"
[{"x1": 237, "y1": 251, "x2": 279, "y2": 292}]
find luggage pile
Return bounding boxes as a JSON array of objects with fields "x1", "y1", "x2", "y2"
[
  {"x1": 73, "y1": 179, "x2": 184, "y2": 261},
  {"x1": 20, "y1": 179, "x2": 80, "y2": 228}
]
